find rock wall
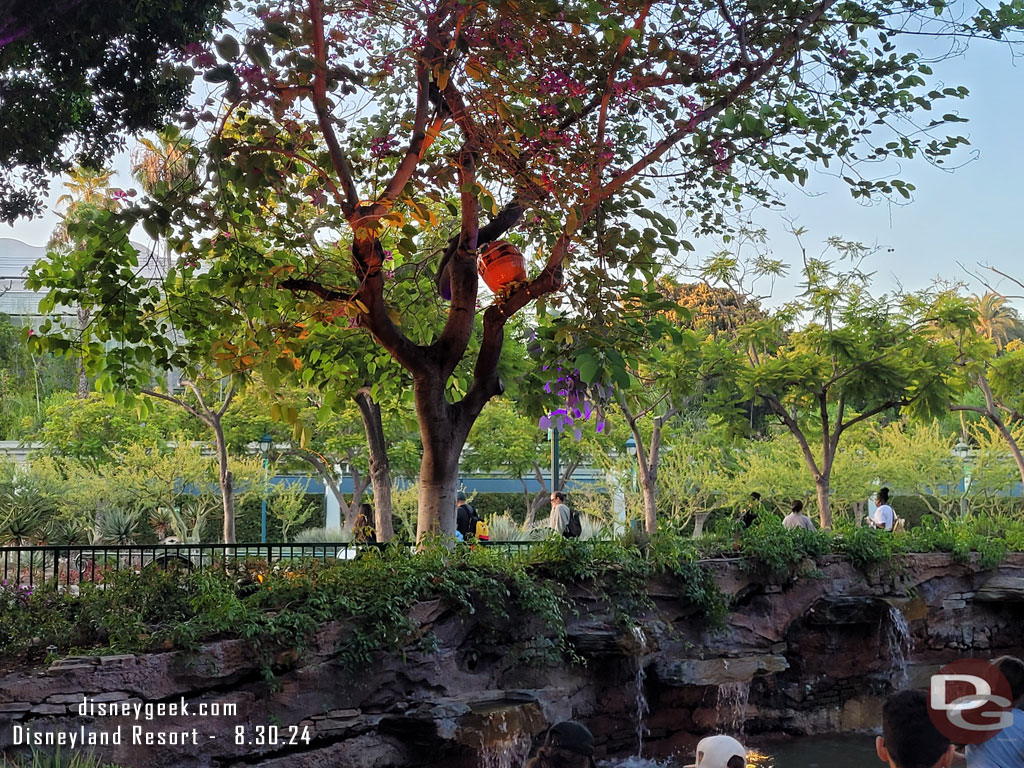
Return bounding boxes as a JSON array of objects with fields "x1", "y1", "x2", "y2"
[{"x1": 1, "y1": 554, "x2": 1023, "y2": 767}]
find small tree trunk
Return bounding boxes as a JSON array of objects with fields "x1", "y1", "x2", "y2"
[
  {"x1": 815, "y1": 475, "x2": 832, "y2": 530},
  {"x1": 76, "y1": 307, "x2": 90, "y2": 398},
  {"x1": 345, "y1": 470, "x2": 370, "y2": 531},
  {"x1": 995, "y1": 420, "x2": 1024, "y2": 492},
  {"x1": 639, "y1": 468, "x2": 658, "y2": 534},
  {"x1": 212, "y1": 420, "x2": 235, "y2": 543},
  {"x1": 355, "y1": 389, "x2": 394, "y2": 542}
]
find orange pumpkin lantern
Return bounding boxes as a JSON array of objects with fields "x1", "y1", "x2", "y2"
[{"x1": 477, "y1": 240, "x2": 527, "y2": 294}]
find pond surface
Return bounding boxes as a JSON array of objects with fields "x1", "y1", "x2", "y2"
[{"x1": 600, "y1": 734, "x2": 879, "y2": 768}]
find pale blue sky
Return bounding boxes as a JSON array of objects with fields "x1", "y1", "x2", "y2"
[{"x1": 4, "y1": 37, "x2": 1021, "y2": 306}]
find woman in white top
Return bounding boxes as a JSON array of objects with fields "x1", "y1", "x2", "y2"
[{"x1": 871, "y1": 487, "x2": 895, "y2": 531}]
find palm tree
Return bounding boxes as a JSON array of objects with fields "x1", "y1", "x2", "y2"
[
  {"x1": 972, "y1": 292, "x2": 1023, "y2": 350},
  {"x1": 48, "y1": 165, "x2": 123, "y2": 398},
  {"x1": 131, "y1": 127, "x2": 196, "y2": 269}
]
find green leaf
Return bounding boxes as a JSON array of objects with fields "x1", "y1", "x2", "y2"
[
  {"x1": 577, "y1": 354, "x2": 600, "y2": 384},
  {"x1": 216, "y1": 35, "x2": 240, "y2": 62}
]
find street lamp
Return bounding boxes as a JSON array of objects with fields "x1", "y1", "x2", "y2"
[
  {"x1": 625, "y1": 436, "x2": 637, "y2": 457},
  {"x1": 952, "y1": 440, "x2": 973, "y2": 517},
  {"x1": 258, "y1": 433, "x2": 273, "y2": 542}
]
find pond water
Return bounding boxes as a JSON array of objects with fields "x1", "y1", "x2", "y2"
[{"x1": 599, "y1": 734, "x2": 879, "y2": 768}]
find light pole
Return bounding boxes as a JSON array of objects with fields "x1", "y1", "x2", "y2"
[
  {"x1": 625, "y1": 436, "x2": 638, "y2": 530},
  {"x1": 952, "y1": 440, "x2": 973, "y2": 517},
  {"x1": 259, "y1": 433, "x2": 272, "y2": 542}
]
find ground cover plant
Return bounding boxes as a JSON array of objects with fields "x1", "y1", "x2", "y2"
[{"x1": 2, "y1": 518, "x2": 1020, "y2": 672}]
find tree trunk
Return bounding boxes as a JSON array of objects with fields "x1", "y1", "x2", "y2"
[
  {"x1": 345, "y1": 468, "x2": 370, "y2": 530},
  {"x1": 414, "y1": 378, "x2": 462, "y2": 543},
  {"x1": 638, "y1": 467, "x2": 658, "y2": 534},
  {"x1": 355, "y1": 389, "x2": 394, "y2": 542},
  {"x1": 994, "y1": 420, "x2": 1024, "y2": 492},
  {"x1": 76, "y1": 307, "x2": 90, "y2": 398},
  {"x1": 815, "y1": 475, "x2": 832, "y2": 530},
  {"x1": 212, "y1": 419, "x2": 235, "y2": 543}
]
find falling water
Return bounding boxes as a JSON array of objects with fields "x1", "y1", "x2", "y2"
[
  {"x1": 716, "y1": 681, "x2": 751, "y2": 737},
  {"x1": 478, "y1": 733, "x2": 532, "y2": 768},
  {"x1": 885, "y1": 605, "x2": 911, "y2": 689},
  {"x1": 631, "y1": 625, "x2": 650, "y2": 757}
]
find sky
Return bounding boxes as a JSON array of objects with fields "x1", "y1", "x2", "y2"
[{"x1": 4, "y1": 33, "x2": 1022, "y2": 309}]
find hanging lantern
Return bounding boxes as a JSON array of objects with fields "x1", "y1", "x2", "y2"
[{"x1": 477, "y1": 240, "x2": 527, "y2": 294}]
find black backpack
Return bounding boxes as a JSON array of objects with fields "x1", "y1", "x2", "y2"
[{"x1": 563, "y1": 509, "x2": 582, "y2": 539}]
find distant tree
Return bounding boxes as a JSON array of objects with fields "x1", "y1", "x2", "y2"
[
  {"x1": 711, "y1": 258, "x2": 957, "y2": 528},
  {"x1": 0, "y1": 0, "x2": 226, "y2": 222},
  {"x1": 936, "y1": 292, "x2": 1024, "y2": 490},
  {"x1": 972, "y1": 291, "x2": 1023, "y2": 351}
]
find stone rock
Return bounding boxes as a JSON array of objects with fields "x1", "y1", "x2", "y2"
[
  {"x1": 806, "y1": 596, "x2": 888, "y2": 625},
  {"x1": 656, "y1": 655, "x2": 789, "y2": 686},
  {"x1": 29, "y1": 704, "x2": 66, "y2": 715},
  {"x1": 976, "y1": 574, "x2": 1024, "y2": 601},
  {"x1": 0, "y1": 702, "x2": 31, "y2": 713}
]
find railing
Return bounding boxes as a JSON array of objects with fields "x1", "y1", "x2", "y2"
[
  {"x1": 0, "y1": 540, "x2": 550, "y2": 591},
  {"x1": 0, "y1": 542, "x2": 381, "y2": 591}
]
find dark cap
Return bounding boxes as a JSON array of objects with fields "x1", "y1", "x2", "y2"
[
  {"x1": 457, "y1": 491, "x2": 467, "y2": 502},
  {"x1": 545, "y1": 721, "x2": 595, "y2": 759}
]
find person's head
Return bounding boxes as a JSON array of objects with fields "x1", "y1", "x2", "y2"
[
  {"x1": 551, "y1": 491, "x2": 566, "y2": 505},
  {"x1": 877, "y1": 487, "x2": 891, "y2": 505},
  {"x1": 685, "y1": 735, "x2": 747, "y2": 768},
  {"x1": 359, "y1": 502, "x2": 372, "y2": 518},
  {"x1": 456, "y1": 491, "x2": 467, "y2": 506},
  {"x1": 790, "y1": 499, "x2": 803, "y2": 514},
  {"x1": 750, "y1": 492, "x2": 761, "y2": 502},
  {"x1": 525, "y1": 721, "x2": 597, "y2": 768},
  {"x1": 993, "y1": 655, "x2": 1024, "y2": 706},
  {"x1": 876, "y1": 689, "x2": 954, "y2": 768}
]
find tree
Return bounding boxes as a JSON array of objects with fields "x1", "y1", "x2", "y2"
[
  {"x1": 936, "y1": 292, "x2": 1024, "y2": 491},
  {"x1": 971, "y1": 292, "x2": 1023, "y2": 351},
  {"x1": 48, "y1": 166, "x2": 127, "y2": 398},
  {"x1": 0, "y1": 0, "x2": 226, "y2": 222},
  {"x1": 714, "y1": 258, "x2": 957, "y2": 528},
  {"x1": 28, "y1": 0, "x2": 1024, "y2": 542},
  {"x1": 463, "y1": 399, "x2": 550, "y2": 526},
  {"x1": 136, "y1": 375, "x2": 242, "y2": 542}
]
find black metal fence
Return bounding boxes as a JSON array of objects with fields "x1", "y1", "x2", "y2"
[{"x1": 0, "y1": 539, "x2": 546, "y2": 591}]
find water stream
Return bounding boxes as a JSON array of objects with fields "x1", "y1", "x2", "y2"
[
  {"x1": 631, "y1": 625, "x2": 650, "y2": 756},
  {"x1": 885, "y1": 605, "x2": 911, "y2": 689},
  {"x1": 477, "y1": 733, "x2": 532, "y2": 768},
  {"x1": 716, "y1": 681, "x2": 751, "y2": 737}
]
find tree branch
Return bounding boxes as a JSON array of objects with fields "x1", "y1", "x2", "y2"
[{"x1": 308, "y1": 0, "x2": 359, "y2": 214}]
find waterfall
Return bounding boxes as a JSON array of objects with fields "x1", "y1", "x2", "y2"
[
  {"x1": 885, "y1": 605, "x2": 911, "y2": 689},
  {"x1": 631, "y1": 625, "x2": 650, "y2": 757},
  {"x1": 478, "y1": 733, "x2": 532, "y2": 768},
  {"x1": 716, "y1": 681, "x2": 751, "y2": 737}
]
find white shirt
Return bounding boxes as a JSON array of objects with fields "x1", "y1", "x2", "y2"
[
  {"x1": 783, "y1": 512, "x2": 816, "y2": 531},
  {"x1": 549, "y1": 503, "x2": 570, "y2": 533},
  {"x1": 872, "y1": 504, "x2": 895, "y2": 531}
]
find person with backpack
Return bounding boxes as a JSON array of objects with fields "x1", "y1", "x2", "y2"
[
  {"x1": 456, "y1": 491, "x2": 480, "y2": 541},
  {"x1": 549, "y1": 491, "x2": 582, "y2": 538}
]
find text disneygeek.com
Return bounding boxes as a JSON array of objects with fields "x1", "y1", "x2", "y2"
[{"x1": 4, "y1": 696, "x2": 319, "y2": 750}]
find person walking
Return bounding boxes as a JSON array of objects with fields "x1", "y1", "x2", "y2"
[
  {"x1": 549, "y1": 491, "x2": 570, "y2": 535},
  {"x1": 525, "y1": 721, "x2": 598, "y2": 768},
  {"x1": 456, "y1": 491, "x2": 479, "y2": 541},
  {"x1": 782, "y1": 499, "x2": 816, "y2": 531},
  {"x1": 870, "y1": 487, "x2": 896, "y2": 531}
]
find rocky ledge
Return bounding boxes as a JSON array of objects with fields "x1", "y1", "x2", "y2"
[{"x1": 1, "y1": 554, "x2": 1022, "y2": 767}]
